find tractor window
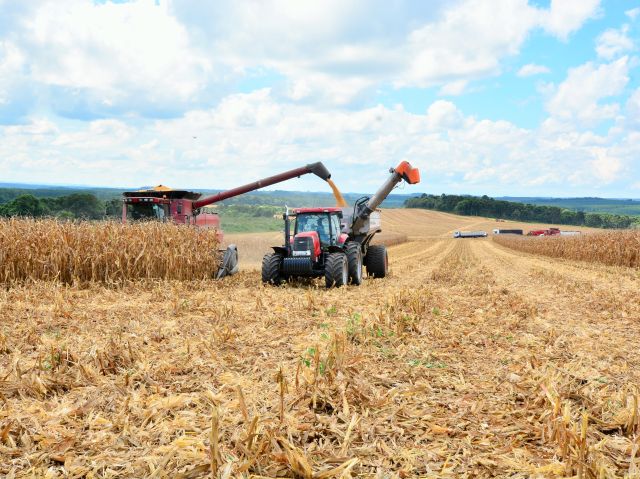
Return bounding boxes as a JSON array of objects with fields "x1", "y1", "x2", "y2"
[
  {"x1": 330, "y1": 214, "x2": 341, "y2": 239},
  {"x1": 295, "y1": 213, "x2": 333, "y2": 245},
  {"x1": 318, "y1": 216, "x2": 330, "y2": 244},
  {"x1": 128, "y1": 203, "x2": 169, "y2": 221}
]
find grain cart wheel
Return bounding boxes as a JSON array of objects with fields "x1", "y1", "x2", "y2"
[
  {"x1": 325, "y1": 252, "x2": 348, "y2": 288},
  {"x1": 262, "y1": 253, "x2": 284, "y2": 285},
  {"x1": 345, "y1": 242, "x2": 363, "y2": 285},
  {"x1": 365, "y1": 244, "x2": 388, "y2": 278}
]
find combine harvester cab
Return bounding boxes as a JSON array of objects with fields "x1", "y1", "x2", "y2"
[
  {"x1": 121, "y1": 162, "x2": 333, "y2": 279},
  {"x1": 262, "y1": 161, "x2": 420, "y2": 288}
]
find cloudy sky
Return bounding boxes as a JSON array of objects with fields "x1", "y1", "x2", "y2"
[{"x1": 0, "y1": 0, "x2": 639, "y2": 197}]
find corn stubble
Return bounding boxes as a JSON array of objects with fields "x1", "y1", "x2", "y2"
[
  {"x1": 0, "y1": 218, "x2": 219, "y2": 284},
  {"x1": 494, "y1": 230, "x2": 640, "y2": 268},
  {"x1": 1, "y1": 210, "x2": 640, "y2": 478}
]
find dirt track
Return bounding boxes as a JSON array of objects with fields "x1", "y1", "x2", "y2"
[{"x1": 1, "y1": 209, "x2": 638, "y2": 477}]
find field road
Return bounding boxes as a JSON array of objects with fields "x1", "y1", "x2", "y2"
[{"x1": 2, "y1": 209, "x2": 639, "y2": 477}]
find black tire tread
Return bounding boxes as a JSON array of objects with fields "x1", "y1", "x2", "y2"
[
  {"x1": 262, "y1": 253, "x2": 284, "y2": 285},
  {"x1": 365, "y1": 244, "x2": 387, "y2": 278},
  {"x1": 345, "y1": 242, "x2": 363, "y2": 285},
  {"x1": 325, "y1": 252, "x2": 347, "y2": 288}
]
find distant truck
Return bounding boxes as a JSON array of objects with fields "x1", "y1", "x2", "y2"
[
  {"x1": 453, "y1": 231, "x2": 487, "y2": 238},
  {"x1": 527, "y1": 228, "x2": 560, "y2": 237},
  {"x1": 492, "y1": 229, "x2": 523, "y2": 235}
]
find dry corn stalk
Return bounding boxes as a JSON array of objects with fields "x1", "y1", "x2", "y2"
[
  {"x1": 494, "y1": 230, "x2": 640, "y2": 268},
  {"x1": 0, "y1": 218, "x2": 219, "y2": 283}
]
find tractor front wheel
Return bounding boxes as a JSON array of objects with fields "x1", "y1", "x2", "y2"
[
  {"x1": 325, "y1": 252, "x2": 348, "y2": 288},
  {"x1": 262, "y1": 253, "x2": 284, "y2": 285},
  {"x1": 365, "y1": 244, "x2": 388, "y2": 278},
  {"x1": 345, "y1": 242, "x2": 363, "y2": 285}
]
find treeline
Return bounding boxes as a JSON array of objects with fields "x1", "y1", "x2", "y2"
[
  {"x1": 0, "y1": 193, "x2": 285, "y2": 222},
  {"x1": 405, "y1": 194, "x2": 640, "y2": 229},
  {"x1": 0, "y1": 193, "x2": 122, "y2": 220}
]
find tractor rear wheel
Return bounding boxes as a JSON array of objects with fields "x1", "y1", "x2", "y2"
[
  {"x1": 262, "y1": 253, "x2": 284, "y2": 285},
  {"x1": 345, "y1": 242, "x2": 363, "y2": 285},
  {"x1": 325, "y1": 252, "x2": 348, "y2": 288},
  {"x1": 365, "y1": 244, "x2": 388, "y2": 278}
]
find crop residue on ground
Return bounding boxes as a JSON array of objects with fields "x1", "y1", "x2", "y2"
[{"x1": 1, "y1": 209, "x2": 639, "y2": 477}]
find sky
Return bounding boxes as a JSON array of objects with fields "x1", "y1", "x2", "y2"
[{"x1": 0, "y1": 0, "x2": 639, "y2": 197}]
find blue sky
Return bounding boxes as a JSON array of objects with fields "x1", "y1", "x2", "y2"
[{"x1": 0, "y1": 0, "x2": 639, "y2": 197}]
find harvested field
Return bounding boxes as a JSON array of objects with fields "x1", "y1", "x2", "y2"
[
  {"x1": 494, "y1": 230, "x2": 640, "y2": 268},
  {"x1": 1, "y1": 209, "x2": 639, "y2": 477},
  {"x1": 0, "y1": 219, "x2": 219, "y2": 284}
]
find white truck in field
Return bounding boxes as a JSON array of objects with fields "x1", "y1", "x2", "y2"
[{"x1": 453, "y1": 231, "x2": 487, "y2": 238}]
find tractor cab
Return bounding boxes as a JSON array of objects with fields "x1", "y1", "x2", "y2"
[
  {"x1": 294, "y1": 209, "x2": 343, "y2": 246},
  {"x1": 286, "y1": 208, "x2": 347, "y2": 263}
]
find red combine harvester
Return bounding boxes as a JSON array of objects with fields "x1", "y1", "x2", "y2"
[
  {"x1": 262, "y1": 161, "x2": 420, "y2": 288},
  {"x1": 121, "y1": 162, "x2": 332, "y2": 278},
  {"x1": 527, "y1": 228, "x2": 560, "y2": 237}
]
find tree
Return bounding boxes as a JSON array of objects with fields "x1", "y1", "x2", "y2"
[
  {"x1": 105, "y1": 198, "x2": 122, "y2": 218},
  {"x1": 3, "y1": 194, "x2": 45, "y2": 217},
  {"x1": 56, "y1": 193, "x2": 104, "y2": 219}
]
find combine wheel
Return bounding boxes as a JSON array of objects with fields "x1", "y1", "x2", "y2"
[
  {"x1": 345, "y1": 242, "x2": 363, "y2": 285},
  {"x1": 262, "y1": 253, "x2": 284, "y2": 285},
  {"x1": 325, "y1": 252, "x2": 348, "y2": 288},
  {"x1": 365, "y1": 244, "x2": 388, "y2": 278}
]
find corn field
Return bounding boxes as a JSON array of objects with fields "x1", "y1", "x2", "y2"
[
  {"x1": 2, "y1": 210, "x2": 640, "y2": 477},
  {"x1": 493, "y1": 230, "x2": 640, "y2": 268},
  {"x1": 0, "y1": 218, "x2": 219, "y2": 284}
]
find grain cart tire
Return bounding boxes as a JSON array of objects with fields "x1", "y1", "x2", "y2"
[
  {"x1": 325, "y1": 252, "x2": 348, "y2": 288},
  {"x1": 345, "y1": 242, "x2": 363, "y2": 285},
  {"x1": 262, "y1": 253, "x2": 284, "y2": 285},
  {"x1": 365, "y1": 244, "x2": 388, "y2": 278}
]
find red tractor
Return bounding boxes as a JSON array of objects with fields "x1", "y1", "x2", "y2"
[
  {"x1": 121, "y1": 162, "x2": 332, "y2": 278},
  {"x1": 262, "y1": 161, "x2": 420, "y2": 287}
]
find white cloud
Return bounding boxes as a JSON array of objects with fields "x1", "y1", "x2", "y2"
[
  {"x1": 426, "y1": 100, "x2": 465, "y2": 130},
  {"x1": 596, "y1": 25, "x2": 634, "y2": 59},
  {"x1": 14, "y1": 0, "x2": 212, "y2": 114},
  {"x1": 590, "y1": 148, "x2": 622, "y2": 183},
  {"x1": 626, "y1": 8, "x2": 640, "y2": 21},
  {"x1": 2, "y1": 90, "x2": 637, "y2": 196},
  {"x1": 0, "y1": 0, "x2": 604, "y2": 114},
  {"x1": 0, "y1": 41, "x2": 23, "y2": 103},
  {"x1": 546, "y1": 56, "x2": 629, "y2": 123},
  {"x1": 438, "y1": 80, "x2": 468, "y2": 96},
  {"x1": 517, "y1": 63, "x2": 551, "y2": 77},
  {"x1": 177, "y1": 0, "x2": 600, "y2": 104},
  {"x1": 541, "y1": 0, "x2": 601, "y2": 40}
]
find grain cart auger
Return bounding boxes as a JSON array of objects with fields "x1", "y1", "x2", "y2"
[
  {"x1": 121, "y1": 162, "x2": 332, "y2": 278},
  {"x1": 262, "y1": 161, "x2": 420, "y2": 287}
]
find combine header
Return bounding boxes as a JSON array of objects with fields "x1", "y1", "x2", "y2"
[
  {"x1": 262, "y1": 161, "x2": 420, "y2": 287},
  {"x1": 122, "y1": 162, "x2": 332, "y2": 278}
]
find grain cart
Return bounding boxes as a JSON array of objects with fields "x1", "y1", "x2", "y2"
[
  {"x1": 262, "y1": 161, "x2": 420, "y2": 287},
  {"x1": 121, "y1": 162, "x2": 332, "y2": 278}
]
